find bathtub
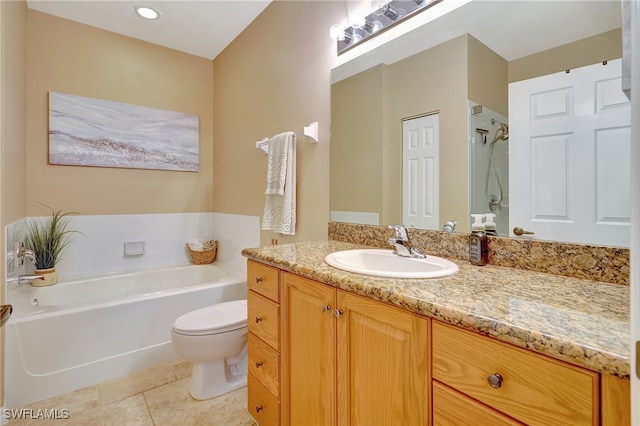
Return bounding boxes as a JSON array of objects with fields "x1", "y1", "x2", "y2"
[{"x1": 4, "y1": 264, "x2": 247, "y2": 408}]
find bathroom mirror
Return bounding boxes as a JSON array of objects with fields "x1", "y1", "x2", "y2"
[{"x1": 330, "y1": 0, "x2": 627, "y2": 246}]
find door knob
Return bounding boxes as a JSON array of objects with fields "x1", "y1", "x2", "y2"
[{"x1": 513, "y1": 227, "x2": 535, "y2": 236}]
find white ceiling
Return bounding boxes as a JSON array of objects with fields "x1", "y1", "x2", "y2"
[
  {"x1": 27, "y1": 0, "x2": 622, "y2": 67},
  {"x1": 26, "y1": 0, "x2": 272, "y2": 60}
]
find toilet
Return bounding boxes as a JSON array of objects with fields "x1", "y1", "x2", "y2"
[{"x1": 171, "y1": 299, "x2": 248, "y2": 400}]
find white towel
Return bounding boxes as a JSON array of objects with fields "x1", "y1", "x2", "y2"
[{"x1": 262, "y1": 132, "x2": 296, "y2": 235}]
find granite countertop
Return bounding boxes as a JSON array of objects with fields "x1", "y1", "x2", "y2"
[{"x1": 242, "y1": 240, "x2": 630, "y2": 378}]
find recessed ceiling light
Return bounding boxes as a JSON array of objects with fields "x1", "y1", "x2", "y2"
[{"x1": 133, "y1": 5, "x2": 161, "y2": 20}]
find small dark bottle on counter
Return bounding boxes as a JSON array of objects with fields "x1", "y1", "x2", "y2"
[{"x1": 469, "y1": 214, "x2": 488, "y2": 266}]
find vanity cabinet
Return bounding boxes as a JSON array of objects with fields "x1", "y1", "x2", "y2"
[
  {"x1": 247, "y1": 260, "x2": 281, "y2": 426},
  {"x1": 432, "y1": 321, "x2": 599, "y2": 425},
  {"x1": 281, "y1": 272, "x2": 430, "y2": 426},
  {"x1": 247, "y1": 259, "x2": 630, "y2": 426}
]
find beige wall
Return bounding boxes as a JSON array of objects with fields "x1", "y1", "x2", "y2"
[
  {"x1": 2, "y1": 0, "x2": 28, "y2": 225},
  {"x1": 1, "y1": 0, "x2": 28, "y2": 403},
  {"x1": 509, "y1": 29, "x2": 622, "y2": 83},
  {"x1": 331, "y1": 65, "x2": 384, "y2": 215},
  {"x1": 468, "y1": 35, "x2": 508, "y2": 117},
  {"x1": 212, "y1": 1, "x2": 343, "y2": 246},
  {"x1": 26, "y1": 10, "x2": 214, "y2": 216}
]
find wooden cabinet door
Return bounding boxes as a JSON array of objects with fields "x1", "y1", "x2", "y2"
[
  {"x1": 433, "y1": 381, "x2": 523, "y2": 426},
  {"x1": 282, "y1": 273, "x2": 337, "y2": 426},
  {"x1": 336, "y1": 291, "x2": 430, "y2": 426}
]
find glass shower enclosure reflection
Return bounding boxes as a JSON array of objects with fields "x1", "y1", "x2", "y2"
[{"x1": 469, "y1": 102, "x2": 509, "y2": 236}]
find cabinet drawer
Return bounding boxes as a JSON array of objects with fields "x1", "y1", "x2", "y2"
[
  {"x1": 248, "y1": 375, "x2": 280, "y2": 426},
  {"x1": 248, "y1": 260, "x2": 280, "y2": 302},
  {"x1": 248, "y1": 291, "x2": 280, "y2": 350},
  {"x1": 432, "y1": 321, "x2": 599, "y2": 426},
  {"x1": 248, "y1": 332, "x2": 280, "y2": 397},
  {"x1": 433, "y1": 381, "x2": 523, "y2": 426}
]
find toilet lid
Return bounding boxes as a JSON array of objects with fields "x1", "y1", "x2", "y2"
[{"x1": 173, "y1": 299, "x2": 247, "y2": 335}]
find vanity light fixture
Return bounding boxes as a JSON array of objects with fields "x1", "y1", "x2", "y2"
[
  {"x1": 330, "y1": 0, "x2": 442, "y2": 55},
  {"x1": 133, "y1": 5, "x2": 161, "y2": 20}
]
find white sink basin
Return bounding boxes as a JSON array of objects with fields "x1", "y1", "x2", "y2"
[{"x1": 324, "y1": 249, "x2": 459, "y2": 279}]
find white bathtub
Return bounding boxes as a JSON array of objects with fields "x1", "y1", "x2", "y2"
[{"x1": 4, "y1": 264, "x2": 247, "y2": 408}]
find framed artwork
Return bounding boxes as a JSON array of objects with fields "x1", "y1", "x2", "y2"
[{"x1": 48, "y1": 92, "x2": 199, "y2": 171}]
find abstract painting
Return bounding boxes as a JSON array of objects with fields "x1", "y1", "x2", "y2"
[{"x1": 48, "y1": 92, "x2": 199, "y2": 171}]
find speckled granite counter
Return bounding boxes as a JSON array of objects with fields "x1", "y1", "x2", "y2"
[{"x1": 242, "y1": 240, "x2": 630, "y2": 378}]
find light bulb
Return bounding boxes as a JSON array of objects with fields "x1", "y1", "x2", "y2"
[
  {"x1": 133, "y1": 5, "x2": 161, "y2": 20},
  {"x1": 329, "y1": 24, "x2": 344, "y2": 41},
  {"x1": 349, "y1": 14, "x2": 366, "y2": 29},
  {"x1": 371, "y1": 0, "x2": 388, "y2": 11}
]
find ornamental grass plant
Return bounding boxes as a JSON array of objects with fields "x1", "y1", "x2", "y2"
[{"x1": 25, "y1": 205, "x2": 81, "y2": 270}]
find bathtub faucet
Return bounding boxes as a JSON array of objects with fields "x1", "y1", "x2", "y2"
[{"x1": 6, "y1": 275, "x2": 45, "y2": 285}]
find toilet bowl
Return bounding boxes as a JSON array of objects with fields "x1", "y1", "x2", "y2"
[{"x1": 171, "y1": 299, "x2": 248, "y2": 400}]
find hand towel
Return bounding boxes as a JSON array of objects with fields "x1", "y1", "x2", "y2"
[
  {"x1": 262, "y1": 132, "x2": 296, "y2": 235},
  {"x1": 265, "y1": 132, "x2": 289, "y2": 195}
]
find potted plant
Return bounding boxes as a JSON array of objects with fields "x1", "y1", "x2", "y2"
[{"x1": 25, "y1": 205, "x2": 81, "y2": 286}]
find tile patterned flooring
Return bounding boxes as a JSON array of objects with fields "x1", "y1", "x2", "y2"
[{"x1": 7, "y1": 359, "x2": 257, "y2": 426}]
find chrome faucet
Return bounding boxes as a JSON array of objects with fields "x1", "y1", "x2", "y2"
[
  {"x1": 387, "y1": 225, "x2": 426, "y2": 258},
  {"x1": 6, "y1": 275, "x2": 45, "y2": 285},
  {"x1": 442, "y1": 220, "x2": 458, "y2": 232}
]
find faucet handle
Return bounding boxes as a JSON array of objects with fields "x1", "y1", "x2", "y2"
[
  {"x1": 16, "y1": 242, "x2": 36, "y2": 267},
  {"x1": 442, "y1": 220, "x2": 459, "y2": 232},
  {"x1": 388, "y1": 224, "x2": 409, "y2": 241}
]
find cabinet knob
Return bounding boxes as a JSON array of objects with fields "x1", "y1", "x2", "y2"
[
  {"x1": 321, "y1": 304, "x2": 332, "y2": 312},
  {"x1": 333, "y1": 309, "x2": 344, "y2": 318},
  {"x1": 255, "y1": 316, "x2": 263, "y2": 323},
  {"x1": 255, "y1": 361, "x2": 263, "y2": 368},
  {"x1": 487, "y1": 373, "x2": 503, "y2": 389},
  {"x1": 255, "y1": 277, "x2": 263, "y2": 283},
  {"x1": 255, "y1": 405, "x2": 263, "y2": 413}
]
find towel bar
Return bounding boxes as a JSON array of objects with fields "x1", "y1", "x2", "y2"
[{"x1": 256, "y1": 121, "x2": 319, "y2": 154}]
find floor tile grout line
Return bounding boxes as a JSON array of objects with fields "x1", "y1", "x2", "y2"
[
  {"x1": 96, "y1": 364, "x2": 187, "y2": 407},
  {"x1": 141, "y1": 391, "x2": 157, "y2": 426}
]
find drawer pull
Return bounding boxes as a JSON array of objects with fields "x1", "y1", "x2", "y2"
[
  {"x1": 255, "y1": 277, "x2": 263, "y2": 284},
  {"x1": 255, "y1": 405, "x2": 263, "y2": 413},
  {"x1": 255, "y1": 361, "x2": 264, "y2": 368},
  {"x1": 334, "y1": 309, "x2": 344, "y2": 318},
  {"x1": 255, "y1": 316, "x2": 263, "y2": 323},
  {"x1": 321, "y1": 304, "x2": 332, "y2": 313},
  {"x1": 487, "y1": 373, "x2": 503, "y2": 389}
]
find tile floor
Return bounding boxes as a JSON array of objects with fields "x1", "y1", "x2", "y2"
[{"x1": 7, "y1": 359, "x2": 257, "y2": 426}]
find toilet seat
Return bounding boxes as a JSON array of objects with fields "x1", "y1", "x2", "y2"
[{"x1": 173, "y1": 299, "x2": 247, "y2": 336}]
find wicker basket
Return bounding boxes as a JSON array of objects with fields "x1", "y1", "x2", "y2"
[{"x1": 187, "y1": 240, "x2": 218, "y2": 264}]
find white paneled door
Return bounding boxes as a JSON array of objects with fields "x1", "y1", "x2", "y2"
[
  {"x1": 509, "y1": 59, "x2": 631, "y2": 247},
  {"x1": 402, "y1": 113, "x2": 439, "y2": 230}
]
